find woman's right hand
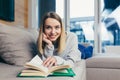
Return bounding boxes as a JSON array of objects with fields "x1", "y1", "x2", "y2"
[
  {"x1": 42, "y1": 56, "x2": 57, "y2": 68},
  {"x1": 42, "y1": 33, "x2": 52, "y2": 46}
]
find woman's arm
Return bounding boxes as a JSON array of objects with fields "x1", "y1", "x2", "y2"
[
  {"x1": 41, "y1": 32, "x2": 81, "y2": 67},
  {"x1": 54, "y1": 32, "x2": 81, "y2": 67}
]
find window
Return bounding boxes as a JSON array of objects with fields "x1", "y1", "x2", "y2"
[
  {"x1": 70, "y1": 0, "x2": 94, "y2": 44},
  {"x1": 101, "y1": 0, "x2": 120, "y2": 52},
  {"x1": 56, "y1": 0, "x2": 120, "y2": 53},
  {"x1": 56, "y1": 0, "x2": 64, "y2": 18}
]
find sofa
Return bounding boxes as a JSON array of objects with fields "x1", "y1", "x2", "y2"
[
  {"x1": 2, "y1": 23, "x2": 120, "y2": 80},
  {"x1": 0, "y1": 23, "x2": 86, "y2": 80}
]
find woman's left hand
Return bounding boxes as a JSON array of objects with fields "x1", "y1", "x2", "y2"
[{"x1": 42, "y1": 56, "x2": 57, "y2": 68}]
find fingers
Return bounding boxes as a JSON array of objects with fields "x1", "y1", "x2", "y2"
[
  {"x1": 42, "y1": 57, "x2": 51, "y2": 66},
  {"x1": 42, "y1": 56, "x2": 57, "y2": 68},
  {"x1": 42, "y1": 33, "x2": 52, "y2": 45},
  {"x1": 42, "y1": 33, "x2": 47, "y2": 42}
]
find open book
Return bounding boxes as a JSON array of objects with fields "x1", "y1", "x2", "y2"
[{"x1": 18, "y1": 55, "x2": 75, "y2": 77}]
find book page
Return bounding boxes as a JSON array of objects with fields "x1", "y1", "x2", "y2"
[
  {"x1": 49, "y1": 65, "x2": 70, "y2": 73},
  {"x1": 29, "y1": 55, "x2": 43, "y2": 65},
  {"x1": 25, "y1": 55, "x2": 48, "y2": 73},
  {"x1": 20, "y1": 72, "x2": 48, "y2": 77}
]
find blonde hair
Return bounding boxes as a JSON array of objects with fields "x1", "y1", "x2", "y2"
[{"x1": 38, "y1": 12, "x2": 66, "y2": 54}]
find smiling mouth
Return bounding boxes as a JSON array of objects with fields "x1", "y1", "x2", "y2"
[{"x1": 50, "y1": 36, "x2": 56, "y2": 39}]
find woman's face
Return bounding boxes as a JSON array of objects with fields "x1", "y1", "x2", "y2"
[{"x1": 44, "y1": 18, "x2": 62, "y2": 42}]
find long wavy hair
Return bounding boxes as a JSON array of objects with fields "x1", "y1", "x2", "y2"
[{"x1": 38, "y1": 12, "x2": 66, "y2": 54}]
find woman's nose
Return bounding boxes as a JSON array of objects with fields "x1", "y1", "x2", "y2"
[{"x1": 51, "y1": 29, "x2": 55, "y2": 34}]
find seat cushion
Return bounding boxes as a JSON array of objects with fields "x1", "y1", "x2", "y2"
[
  {"x1": 0, "y1": 60, "x2": 86, "y2": 80},
  {"x1": 86, "y1": 53, "x2": 120, "y2": 69},
  {"x1": 0, "y1": 24, "x2": 39, "y2": 66}
]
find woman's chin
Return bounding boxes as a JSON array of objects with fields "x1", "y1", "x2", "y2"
[{"x1": 50, "y1": 39, "x2": 57, "y2": 42}]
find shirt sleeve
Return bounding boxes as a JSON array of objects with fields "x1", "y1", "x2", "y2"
[
  {"x1": 41, "y1": 44, "x2": 54, "y2": 60},
  {"x1": 54, "y1": 56, "x2": 74, "y2": 67}
]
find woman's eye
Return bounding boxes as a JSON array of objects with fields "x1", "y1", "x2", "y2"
[
  {"x1": 45, "y1": 26, "x2": 51, "y2": 29},
  {"x1": 55, "y1": 26, "x2": 60, "y2": 29}
]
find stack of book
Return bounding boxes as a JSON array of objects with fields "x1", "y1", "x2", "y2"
[{"x1": 17, "y1": 55, "x2": 75, "y2": 78}]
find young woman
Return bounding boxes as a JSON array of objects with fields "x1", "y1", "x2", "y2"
[{"x1": 38, "y1": 12, "x2": 81, "y2": 68}]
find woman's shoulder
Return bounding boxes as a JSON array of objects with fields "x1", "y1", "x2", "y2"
[
  {"x1": 65, "y1": 32, "x2": 78, "y2": 46},
  {"x1": 66, "y1": 32, "x2": 77, "y2": 38}
]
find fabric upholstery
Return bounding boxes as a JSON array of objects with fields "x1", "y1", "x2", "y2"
[
  {"x1": 0, "y1": 25, "x2": 38, "y2": 66},
  {"x1": 86, "y1": 53, "x2": 120, "y2": 69},
  {"x1": 0, "y1": 60, "x2": 86, "y2": 80},
  {"x1": 87, "y1": 68, "x2": 120, "y2": 80},
  {"x1": 86, "y1": 53, "x2": 120, "y2": 80}
]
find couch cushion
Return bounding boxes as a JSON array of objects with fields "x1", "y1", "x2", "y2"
[
  {"x1": 0, "y1": 24, "x2": 39, "y2": 66},
  {"x1": 0, "y1": 60, "x2": 86, "y2": 80},
  {"x1": 86, "y1": 53, "x2": 120, "y2": 69}
]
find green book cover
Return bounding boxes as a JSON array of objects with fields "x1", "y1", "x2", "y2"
[
  {"x1": 49, "y1": 68, "x2": 75, "y2": 77},
  {"x1": 17, "y1": 68, "x2": 75, "y2": 78}
]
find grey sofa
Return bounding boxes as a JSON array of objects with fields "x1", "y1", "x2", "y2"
[
  {"x1": 0, "y1": 24, "x2": 86, "y2": 80},
  {"x1": 86, "y1": 53, "x2": 120, "y2": 80}
]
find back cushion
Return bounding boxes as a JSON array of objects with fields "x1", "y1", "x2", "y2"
[{"x1": 0, "y1": 24, "x2": 39, "y2": 66}]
